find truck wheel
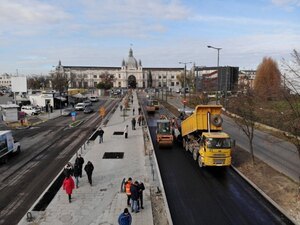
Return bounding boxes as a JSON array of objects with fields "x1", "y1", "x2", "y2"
[
  {"x1": 193, "y1": 149, "x2": 198, "y2": 161},
  {"x1": 198, "y1": 156, "x2": 203, "y2": 168}
]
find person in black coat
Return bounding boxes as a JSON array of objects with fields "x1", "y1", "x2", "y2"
[
  {"x1": 130, "y1": 181, "x2": 139, "y2": 213},
  {"x1": 63, "y1": 162, "x2": 73, "y2": 177},
  {"x1": 73, "y1": 163, "x2": 81, "y2": 188},
  {"x1": 84, "y1": 161, "x2": 94, "y2": 186},
  {"x1": 138, "y1": 181, "x2": 145, "y2": 209},
  {"x1": 98, "y1": 128, "x2": 104, "y2": 143},
  {"x1": 75, "y1": 154, "x2": 84, "y2": 178}
]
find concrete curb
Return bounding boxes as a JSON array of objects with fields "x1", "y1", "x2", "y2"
[
  {"x1": 143, "y1": 115, "x2": 173, "y2": 225},
  {"x1": 231, "y1": 165, "x2": 298, "y2": 225}
]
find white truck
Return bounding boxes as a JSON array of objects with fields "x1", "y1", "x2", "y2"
[{"x1": 0, "y1": 130, "x2": 21, "y2": 163}]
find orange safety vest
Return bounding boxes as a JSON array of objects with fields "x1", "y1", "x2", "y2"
[{"x1": 125, "y1": 182, "x2": 131, "y2": 195}]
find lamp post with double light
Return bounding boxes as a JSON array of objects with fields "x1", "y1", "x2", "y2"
[
  {"x1": 179, "y1": 61, "x2": 192, "y2": 113},
  {"x1": 207, "y1": 45, "x2": 222, "y2": 104}
]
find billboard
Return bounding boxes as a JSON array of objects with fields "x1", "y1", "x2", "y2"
[{"x1": 11, "y1": 77, "x2": 27, "y2": 92}]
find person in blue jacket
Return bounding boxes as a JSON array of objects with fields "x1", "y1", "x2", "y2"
[{"x1": 118, "y1": 208, "x2": 132, "y2": 225}]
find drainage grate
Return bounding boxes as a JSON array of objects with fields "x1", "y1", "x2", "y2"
[
  {"x1": 103, "y1": 152, "x2": 124, "y2": 159},
  {"x1": 113, "y1": 131, "x2": 124, "y2": 135}
]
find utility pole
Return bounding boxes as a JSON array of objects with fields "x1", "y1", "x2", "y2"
[{"x1": 179, "y1": 61, "x2": 192, "y2": 113}]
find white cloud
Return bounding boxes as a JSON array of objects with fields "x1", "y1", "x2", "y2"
[
  {"x1": 271, "y1": 0, "x2": 300, "y2": 10},
  {"x1": 0, "y1": 0, "x2": 70, "y2": 25}
]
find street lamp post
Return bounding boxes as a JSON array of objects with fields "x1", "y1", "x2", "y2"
[
  {"x1": 207, "y1": 45, "x2": 222, "y2": 104},
  {"x1": 179, "y1": 61, "x2": 192, "y2": 113}
]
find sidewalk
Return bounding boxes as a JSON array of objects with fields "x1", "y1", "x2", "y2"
[{"x1": 19, "y1": 91, "x2": 155, "y2": 225}]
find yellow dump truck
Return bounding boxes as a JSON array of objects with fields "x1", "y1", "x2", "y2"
[{"x1": 181, "y1": 105, "x2": 232, "y2": 167}]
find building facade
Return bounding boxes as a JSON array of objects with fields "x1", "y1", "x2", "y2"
[
  {"x1": 53, "y1": 48, "x2": 184, "y2": 91},
  {"x1": 0, "y1": 73, "x2": 12, "y2": 88},
  {"x1": 194, "y1": 66, "x2": 239, "y2": 92}
]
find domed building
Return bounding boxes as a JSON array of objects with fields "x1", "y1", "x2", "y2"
[{"x1": 53, "y1": 48, "x2": 183, "y2": 91}]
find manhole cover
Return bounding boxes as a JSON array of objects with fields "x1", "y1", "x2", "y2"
[
  {"x1": 113, "y1": 131, "x2": 124, "y2": 135},
  {"x1": 103, "y1": 152, "x2": 124, "y2": 159}
]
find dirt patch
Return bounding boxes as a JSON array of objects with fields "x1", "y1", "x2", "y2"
[{"x1": 150, "y1": 187, "x2": 169, "y2": 225}]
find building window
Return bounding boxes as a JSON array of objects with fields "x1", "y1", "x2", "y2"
[
  {"x1": 94, "y1": 82, "x2": 97, "y2": 87},
  {"x1": 118, "y1": 82, "x2": 121, "y2": 87},
  {"x1": 119, "y1": 74, "x2": 121, "y2": 78},
  {"x1": 171, "y1": 82, "x2": 174, "y2": 86},
  {"x1": 93, "y1": 75, "x2": 97, "y2": 78},
  {"x1": 158, "y1": 76, "x2": 161, "y2": 79},
  {"x1": 158, "y1": 82, "x2": 161, "y2": 87},
  {"x1": 163, "y1": 76, "x2": 166, "y2": 79},
  {"x1": 171, "y1": 75, "x2": 174, "y2": 79},
  {"x1": 176, "y1": 82, "x2": 179, "y2": 85}
]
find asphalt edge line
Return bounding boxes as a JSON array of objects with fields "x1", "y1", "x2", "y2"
[{"x1": 231, "y1": 165, "x2": 298, "y2": 225}]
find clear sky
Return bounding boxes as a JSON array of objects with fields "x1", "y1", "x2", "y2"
[{"x1": 0, "y1": 0, "x2": 299, "y2": 75}]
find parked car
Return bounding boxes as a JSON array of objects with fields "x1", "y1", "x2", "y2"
[
  {"x1": 62, "y1": 108, "x2": 73, "y2": 116},
  {"x1": 84, "y1": 100, "x2": 92, "y2": 106},
  {"x1": 21, "y1": 105, "x2": 40, "y2": 115},
  {"x1": 75, "y1": 103, "x2": 86, "y2": 111},
  {"x1": 89, "y1": 96, "x2": 99, "y2": 102},
  {"x1": 84, "y1": 106, "x2": 94, "y2": 114}
]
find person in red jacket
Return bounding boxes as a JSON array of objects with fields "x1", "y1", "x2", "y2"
[{"x1": 63, "y1": 175, "x2": 75, "y2": 203}]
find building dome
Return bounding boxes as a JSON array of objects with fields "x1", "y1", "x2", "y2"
[{"x1": 125, "y1": 48, "x2": 138, "y2": 69}]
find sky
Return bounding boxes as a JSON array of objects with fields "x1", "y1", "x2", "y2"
[{"x1": 0, "y1": 0, "x2": 299, "y2": 75}]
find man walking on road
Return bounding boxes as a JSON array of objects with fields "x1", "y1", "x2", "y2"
[
  {"x1": 125, "y1": 177, "x2": 132, "y2": 206},
  {"x1": 131, "y1": 117, "x2": 136, "y2": 130},
  {"x1": 98, "y1": 127, "x2": 104, "y2": 143},
  {"x1": 84, "y1": 161, "x2": 94, "y2": 186}
]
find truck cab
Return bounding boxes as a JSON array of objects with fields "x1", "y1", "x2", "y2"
[{"x1": 0, "y1": 130, "x2": 21, "y2": 163}]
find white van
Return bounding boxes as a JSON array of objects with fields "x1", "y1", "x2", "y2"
[
  {"x1": 89, "y1": 96, "x2": 99, "y2": 102},
  {"x1": 21, "y1": 105, "x2": 39, "y2": 115}
]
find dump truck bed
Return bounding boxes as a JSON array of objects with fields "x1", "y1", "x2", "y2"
[{"x1": 181, "y1": 105, "x2": 223, "y2": 137}]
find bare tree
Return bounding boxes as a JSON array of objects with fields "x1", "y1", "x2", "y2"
[
  {"x1": 230, "y1": 86, "x2": 257, "y2": 164},
  {"x1": 280, "y1": 49, "x2": 300, "y2": 158},
  {"x1": 27, "y1": 75, "x2": 49, "y2": 90},
  {"x1": 96, "y1": 71, "x2": 115, "y2": 90}
]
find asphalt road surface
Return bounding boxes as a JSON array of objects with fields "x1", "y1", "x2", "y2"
[
  {"x1": 144, "y1": 102, "x2": 293, "y2": 225},
  {"x1": 0, "y1": 99, "x2": 112, "y2": 225}
]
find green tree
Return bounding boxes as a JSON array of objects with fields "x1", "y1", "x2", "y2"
[{"x1": 254, "y1": 57, "x2": 282, "y2": 100}]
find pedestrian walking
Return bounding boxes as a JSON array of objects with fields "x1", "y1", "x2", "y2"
[
  {"x1": 130, "y1": 181, "x2": 139, "y2": 213},
  {"x1": 118, "y1": 208, "x2": 132, "y2": 225},
  {"x1": 63, "y1": 162, "x2": 74, "y2": 177},
  {"x1": 120, "y1": 104, "x2": 123, "y2": 112},
  {"x1": 137, "y1": 116, "x2": 141, "y2": 126},
  {"x1": 84, "y1": 161, "x2": 94, "y2": 186},
  {"x1": 132, "y1": 107, "x2": 135, "y2": 115},
  {"x1": 138, "y1": 106, "x2": 141, "y2": 115},
  {"x1": 98, "y1": 127, "x2": 104, "y2": 143},
  {"x1": 63, "y1": 175, "x2": 75, "y2": 203},
  {"x1": 141, "y1": 115, "x2": 145, "y2": 125},
  {"x1": 125, "y1": 177, "x2": 132, "y2": 206},
  {"x1": 73, "y1": 162, "x2": 80, "y2": 188},
  {"x1": 124, "y1": 125, "x2": 129, "y2": 139},
  {"x1": 75, "y1": 154, "x2": 84, "y2": 178},
  {"x1": 131, "y1": 117, "x2": 136, "y2": 130},
  {"x1": 138, "y1": 181, "x2": 145, "y2": 209}
]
